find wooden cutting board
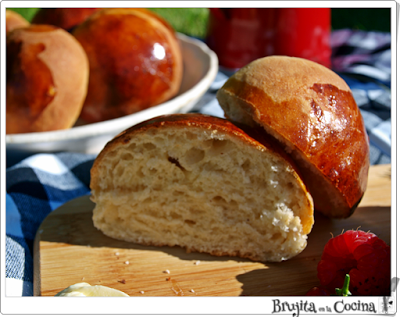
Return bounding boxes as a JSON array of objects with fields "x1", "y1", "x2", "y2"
[{"x1": 33, "y1": 164, "x2": 391, "y2": 296}]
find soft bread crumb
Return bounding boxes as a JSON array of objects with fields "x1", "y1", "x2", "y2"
[{"x1": 91, "y1": 119, "x2": 314, "y2": 262}]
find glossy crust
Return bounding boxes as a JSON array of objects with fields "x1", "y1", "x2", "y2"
[
  {"x1": 6, "y1": 25, "x2": 89, "y2": 134},
  {"x1": 73, "y1": 8, "x2": 183, "y2": 123},
  {"x1": 6, "y1": 10, "x2": 29, "y2": 33},
  {"x1": 217, "y1": 56, "x2": 370, "y2": 218},
  {"x1": 31, "y1": 8, "x2": 101, "y2": 31}
]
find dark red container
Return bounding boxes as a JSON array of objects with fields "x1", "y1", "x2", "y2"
[{"x1": 206, "y1": 8, "x2": 332, "y2": 69}]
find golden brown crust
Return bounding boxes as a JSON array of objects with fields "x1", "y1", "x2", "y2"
[
  {"x1": 217, "y1": 56, "x2": 370, "y2": 218},
  {"x1": 6, "y1": 10, "x2": 29, "y2": 33},
  {"x1": 73, "y1": 8, "x2": 183, "y2": 123},
  {"x1": 6, "y1": 25, "x2": 89, "y2": 133},
  {"x1": 125, "y1": 8, "x2": 177, "y2": 35},
  {"x1": 31, "y1": 8, "x2": 101, "y2": 30}
]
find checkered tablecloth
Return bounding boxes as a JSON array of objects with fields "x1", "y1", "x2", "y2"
[{"x1": 5, "y1": 29, "x2": 391, "y2": 296}]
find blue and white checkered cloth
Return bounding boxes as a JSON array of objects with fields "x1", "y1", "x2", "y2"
[
  {"x1": 5, "y1": 30, "x2": 391, "y2": 296},
  {"x1": 5, "y1": 153, "x2": 96, "y2": 296}
]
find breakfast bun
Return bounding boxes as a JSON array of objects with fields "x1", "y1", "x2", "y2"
[
  {"x1": 90, "y1": 113, "x2": 314, "y2": 262},
  {"x1": 73, "y1": 8, "x2": 183, "y2": 123},
  {"x1": 217, "y1": 56, "x2": 370, "y2": 219},
  {"x1": 31, "y1": 8, "x2": 101, "y2": 31},
  {"x1": 6, "y1": 24, "x2": 89, "y2": 134},
  {"x1": 6, "y1": 10, "x2": 30, "y2": 33}
]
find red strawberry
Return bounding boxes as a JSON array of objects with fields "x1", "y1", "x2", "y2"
[{"x1": 317, "y1": 230, "x2": 390, "y2": 296}]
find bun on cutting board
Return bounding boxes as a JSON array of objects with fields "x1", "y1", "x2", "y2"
[
  {"x1": 90, "y1": 113, "x2": 314, "y2": 262},
  {"x1": 6, "y1": 10, "x2": 29, "y2": 33},
  {"x1": 73, "y1": 8, "x2": 183, "y2": 123},
  {"x1": 216, "y1": 56, "x2": 370, "y2": 218},
  {"x1": 6, "y1": 24, "x2": 89, "y2": 134}
]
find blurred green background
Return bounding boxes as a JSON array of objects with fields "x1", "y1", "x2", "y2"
[{"x1": 9, "y1": 8, "x2": 391, "y2": 38}]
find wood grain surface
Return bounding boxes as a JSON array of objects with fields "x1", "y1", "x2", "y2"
[{"x1": 33, "y1": 164, "x2": 391, "y2": 296}]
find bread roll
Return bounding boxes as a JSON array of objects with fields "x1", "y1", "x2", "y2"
[
  {"x1": 90, "y1": 114, "x2": 314, "y2": 262},
  {"x1": 31, "y1": 8, "x2": 101, "y2": 31},
  {"x1": 216, "y1": 56, "x2": 370, "y2": 218},
  {"x1": 73, "y1": 8, "x2": 183, "y2": 123},
  {"x1": 6, "y1": 10, "x2": 29, "y2": 33},
  {"x1": 6, "y1": 25, "x2": 89, "y2": 134}
]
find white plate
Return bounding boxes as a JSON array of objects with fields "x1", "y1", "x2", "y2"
[{"x1": 6, "y1": 33, "x2": 218, "y2": 166}]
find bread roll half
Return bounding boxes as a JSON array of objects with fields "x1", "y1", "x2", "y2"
[
  {"x1": 90, "y1": 114, "x2": 313, "y2": 262},
  {"x1": 217, "y1": 56, "x2": 370, "y2": 218}
]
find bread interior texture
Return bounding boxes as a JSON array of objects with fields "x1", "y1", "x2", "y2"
[{"x1": 91, "y1": 126, "x2": 313, "y2": 262}]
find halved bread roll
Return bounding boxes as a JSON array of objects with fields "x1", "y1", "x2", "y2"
[
  {"x1": 217, "y1": 56, "x2": 370, "y2": 218},
  {"x1": 90, "y1": 114, "x2": 314, "y2": 262}
]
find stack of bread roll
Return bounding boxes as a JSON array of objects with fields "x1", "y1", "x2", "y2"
[{"x1": 6, "y1": 8, "x2": 183, "y2": 133}]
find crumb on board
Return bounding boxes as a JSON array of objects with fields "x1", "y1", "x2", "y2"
[
  {"x1": 164, "y1": 270, "x2": 170, "y2": 274},
  {"x1": 140, "y1": 291, "x2": 144, "y2": 294},
  {"x1": 194, "y1": 260, "x2": 200, "y2": 265},
  {"x1": 190, "y1": 289, "x2": 195, "y2": 293},
  {"x1": 125, "y1": 261, "x2": 130, "y2": 265},
  {"x1": 118, "y1": 279, "x2": 126, "y2": 284},
  {"x1": 115, "y1": 252, "x2": 120, "y2": 256}
]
